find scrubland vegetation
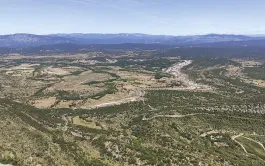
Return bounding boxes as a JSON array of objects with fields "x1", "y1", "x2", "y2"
[{"x1": 0, "y1": 51, "x2": 264, "y2": 165}]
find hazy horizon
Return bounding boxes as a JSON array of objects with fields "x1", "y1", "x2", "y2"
[
  {"x1": 1, "y1": 0, "x2": 265, "y2": 35},
  {"x1": 1, "y1": 32, "x2": 265, "y2": 37}
]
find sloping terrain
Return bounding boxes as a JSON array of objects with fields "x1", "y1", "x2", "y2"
[{"x1": 0, "y1": 54, "x2": 265, "y2": 165}]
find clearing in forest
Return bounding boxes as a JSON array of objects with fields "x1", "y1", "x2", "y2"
[{"x1": 235, "y1": 136, "x2": 265, "y2": 160}]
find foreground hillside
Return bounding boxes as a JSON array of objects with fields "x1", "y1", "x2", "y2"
[{"x1": 0, "y1": 53, "x2": 264, "y2": 165}]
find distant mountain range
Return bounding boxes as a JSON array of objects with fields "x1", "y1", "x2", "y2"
[
  {"x1": 0, "y1": 33, "x2": 264, "y2": 48},
  {"x1": 0, "y1": 34, "x2": 71, "y2": 48}
]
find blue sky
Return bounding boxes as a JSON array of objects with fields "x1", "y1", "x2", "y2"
[{"x1": 1, "y1": 0, "x2": 265, "y2": 35}]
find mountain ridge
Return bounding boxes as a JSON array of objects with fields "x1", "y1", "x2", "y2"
[{"x1": 0, "y1": 33, "x2": 261, "y2": 48}]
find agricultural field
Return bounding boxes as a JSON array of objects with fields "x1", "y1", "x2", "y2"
[
  {"x1": 0, "y1": 52, "x2": 265, "y2": 165},
  {"x1": 235, "y1": 136, "x2": 265, "y2": 160}
]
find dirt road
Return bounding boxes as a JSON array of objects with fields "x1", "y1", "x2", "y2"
[
  {"x1": 80, "y1": 95, "x2": 145, "y2": 110},
  {"x1": 142, "y1": 113, "x2": 211, "y2": 121}
]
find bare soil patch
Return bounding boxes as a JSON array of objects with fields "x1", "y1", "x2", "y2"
[{"x1": 32, "y1": 97, "x2": 57, "y2": 108}]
